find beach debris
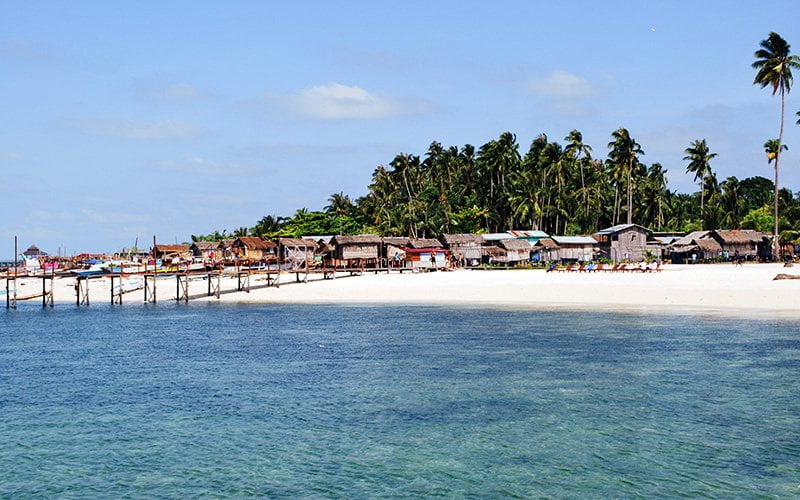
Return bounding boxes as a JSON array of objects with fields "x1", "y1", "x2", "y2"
[{"x1": 773, "y1": 273, "x2": 800, "y2": 280}]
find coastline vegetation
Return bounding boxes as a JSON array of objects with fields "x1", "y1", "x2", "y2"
[{"x1": 193, "y1": 32, "x2": 800, "y2": 245}]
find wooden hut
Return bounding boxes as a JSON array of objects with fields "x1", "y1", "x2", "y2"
[
  {"x1": 532, "y1": 237, "x2": 560, "y2": 262},
  {"x1": 330, "y1": 235, "x2": 381, "y2": 265},
  {"x1": 190, "y1": 241, "x2": 218, "y2": 261},
  {"x1": 497, "y1": 239, "x2": 532, "y2": 264},
  {"x1": 710, "y1": 230, "x2": 766, "y2": 260},
  {"x1": 232, "y1": 237, "x2": 277, "y2": 261},
  {"x1": 152, "y1": 244, "x2": 191, "y2": 261},
  {"x1": 382, "y1": 237, "x2": 411, "y2": 267},
  {"x1": 216, "y1": 239, "x2": 235, "y2": 260},
  {"x1": 438, "y1": 234, "x2": 484, "y2": 266},
  {"x1": 550, "y1": 236, "x2": 597, "y2": 262},
  {"x1": 594, "y1": 224, "x2": 651, "y2": 262},
  {"x1": 277, "y1": 238, "x2": 317, "y2": 269},
  {"x1": 669, "y1": 231, "x2": 718, "y2": 262}
]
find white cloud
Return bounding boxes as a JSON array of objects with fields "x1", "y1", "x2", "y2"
[
  {"x1": 529, "y1": 71, "x2": 599, "y2": 99},
  {"x1": 68, "y1": 118, "x2": 205, "y2": 140},
  {"x1": 263, "y1": 83, "x2": 433, "y2": 120}
]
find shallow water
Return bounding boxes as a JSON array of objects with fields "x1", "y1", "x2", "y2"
[{"x1": 1, "y1": 304, "x2": 799, "y2": 497}]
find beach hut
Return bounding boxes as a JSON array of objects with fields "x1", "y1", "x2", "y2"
[
  {"x1": 382, "y1": 237, "x2": 411, "y2": 266},
  {"x1": 669, "y1": 231, "x2": 717, "y2": 263},
  {"x1": 438, "y1": 234, "x2": 484, "y2": 266},
  {"x1": 330, "y1": 235, "x2": 381, "y2": 265},
  {"x1": 232, "y1": 237, "x2": 278, "y2": 262},
  {"x1": 152, "y1": 244, "x2": 191, "y2": 261},
  {"x1": 277, "y1": 238, "x2": 317, "y2": 270},
  {"x1": 532, "y1": 237, "x2": 560, "y2": 262},
  {"x1": 190, "y1": 241, "x2": 218, "y2": 261},
  {"x1": 22, "y1": 245, "x2": 47, "y2": 258},
  {"x1": 594, "y1": 224, "x2": 651, "y2": 262},
  {"x1": 497, "y1": 239, "x2": 532, "y2": 264},
  {"x1": 216, "y1": 239, "x2": 235, "y2": 260},
  {"x1": 710, "y1": 230, "x2": 766, "y2": 260},
  {"x1": 550, "y1": 236, "x2": 598, "y2": 262}
]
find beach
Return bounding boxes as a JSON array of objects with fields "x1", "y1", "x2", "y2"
[{"x1": 7, "y1": 263, "x2": 800, "y2": 317}]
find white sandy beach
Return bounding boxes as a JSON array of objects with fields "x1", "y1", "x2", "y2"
[{"x1": 6, "y1": 263, "x2": 800, "y2": 317}]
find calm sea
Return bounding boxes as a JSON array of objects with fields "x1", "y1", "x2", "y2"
[{"x1": 1, "y1": 304, "x2": 799, "y2": 497}]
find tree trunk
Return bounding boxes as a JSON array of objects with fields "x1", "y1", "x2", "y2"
[
  {"x1": 774, "y1": 89, "x2": 784, "y2": 258},
  {"x1": 626, "y1": 158, "x2": 633, "y2": 225},
  {"x1": 700, "y1": 171, "x2": 705, "y2": 230}
]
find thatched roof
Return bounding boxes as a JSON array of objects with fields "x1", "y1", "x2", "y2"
[
  {"x1": 217, "y1": 239, "x2": 235, "y2": 249},
  {"x1": 277, "y1": 237, "x2": 317, "y2": 247},
  {"x1": 191, "y1": 241, "x2": 217, "y2": 250},
  {"x1": 332, "y1": 234, "x2": 382, "y2": 245},
  {"x1": 382, "y1": 237, "x2": 411, "y2": 247},
  {"x1": 498, "y1": 239, "x2": 532, "y2": 251},
  {"x1": 407, "y1": 238, "x2": 444, "y2": 249},
  {"x1": 234, "y1": 237, "x2": 277, "y2": 249},
  {"x1": 696, "y1": 239, "x2": 723, "y2": 253},
  {"x1": 535, "y1": 238, "x2": 560, "y2": 250},
  {"x1": 714, "y1": 229, "x2": 763, "y2": 244},
  {"x1": 439, "y1": 233, "x2": 484, "y2": 245},
  {"x1": 482, "y1": 246, "x2": 505, "y2": 257},
  {"x1": 153, "y1": 244, "x2": 189, "y2": 253}
]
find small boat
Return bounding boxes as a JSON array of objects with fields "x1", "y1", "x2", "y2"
[{"x1": 74, "y1": 263, "x2": 109, "y2": 277}]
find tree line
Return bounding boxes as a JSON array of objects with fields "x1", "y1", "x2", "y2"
[{"x1": 193, "y1": 31, "x2": 800, "y2": 245}]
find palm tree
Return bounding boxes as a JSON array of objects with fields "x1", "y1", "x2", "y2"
[
  {"x1": 764, "y1": 138, "x2": 789, "y2": 234},
  {"x1": 683, "y1": 139, "x2": 718, "y2": 222},
  {"x1": 608, "y1": 128, "x2": 644, "y2": 225},
  {"x1": 325, "y1": 192, "x2": 354, "y2": 217},
  {"x1": 753, "y1": 32, "x2": 800, "y2": 255},
  {"x1": 564, "y1": 130, "x2": 592, "y2": 213}
]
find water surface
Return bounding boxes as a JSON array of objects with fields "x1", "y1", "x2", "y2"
[{"x1": 1, "y1": 304, "x2": 799, "y2": 497}]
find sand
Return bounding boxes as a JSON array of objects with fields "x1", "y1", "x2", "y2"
[{"x1": 5, "y1": 263, "x2": 800, "y2": 318}]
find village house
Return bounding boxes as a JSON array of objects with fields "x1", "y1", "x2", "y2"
[
  {"x1": 190, "y1": 241, "x2": 219, "y2": 261},
  {"x1": 497, "y1": 239, "x2": 532, "y2": 264},
  {"x1": 330, "y1": 235, "x2": 382, "y2": 265},
  {"x1": 232, "y1": 237, "x2": 278, "y2": 262},
  {"x1": 277, "y1": 238, "x2": 318, "y2": 269},
  {"x1": 710, "y1": 229, "x2": 769, "y2": 260},
  {"x1": 152, "y1": 244, "x2": 192, "y2": 261},
  {"x1": 594, "y1": 224, "x2": 651, "y2": 262},
  {"x1": 438, "y1": 234, "x2": 484, "y2": 266}
]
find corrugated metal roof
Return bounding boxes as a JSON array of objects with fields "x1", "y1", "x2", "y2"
[
  {"x1": 551, "y1": 236, "x2": 598, "y2": 245},
  {"x1": 507, "y1": 230, "x2": 549, "y2": 238},
  {"x1": 482, "y1": 233, "x2": 513, "y2": 241},
  {"x1": 595, "y1": 223, "x2": 650, "y2": 235}
]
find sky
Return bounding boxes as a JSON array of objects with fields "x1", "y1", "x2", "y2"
[{"x1": 2, "y1": 1, "x2": 800, "y2": 255}]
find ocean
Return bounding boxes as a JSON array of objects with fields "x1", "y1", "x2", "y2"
[{"x1": 1, "y1": 304, "x2": 799, "y2": 497}]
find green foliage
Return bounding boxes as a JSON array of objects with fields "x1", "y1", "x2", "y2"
[{"x1": 742, "y1": 206, "x2": 774, "y2": 232}]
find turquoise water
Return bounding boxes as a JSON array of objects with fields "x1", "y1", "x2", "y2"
[{"x1": 1, "y1": 304, "x2": 799, "y2": 497}]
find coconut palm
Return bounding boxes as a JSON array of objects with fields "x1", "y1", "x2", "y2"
[
  {"x1": 608, "y1": 128, "x2": 644, "y2": 225},
  {"x1": 753, "y1": 32, "x2": 800, "y2": 254},
  {"x1": 683, "y1": 139, "x2": 718, "y2": 222}
]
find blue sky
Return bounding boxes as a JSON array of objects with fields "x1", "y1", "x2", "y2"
[{"x1": 2, "y1": 1, "x2": 800, "y2": 255}]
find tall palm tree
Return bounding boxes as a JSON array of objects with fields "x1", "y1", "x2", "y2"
[
  {"x1": 753, "y1": 32, "x2": 800, "y2": 255},
  {"x1": 608, "y1": 128, "x2": 644, "y2": 225},
  {"x1": 683, "y1": 139, "x2": 718, "y2": 222},
  {"x1": 764, "y1": 138, "x2": 789, "y2": 234},
  {"x1": 564, "y1": 130, "x2": 592, "y2": 213}
]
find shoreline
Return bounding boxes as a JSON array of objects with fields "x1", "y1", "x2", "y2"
[{"x1": 3, "y1": 263, "x2": 800, "y2": 319}]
